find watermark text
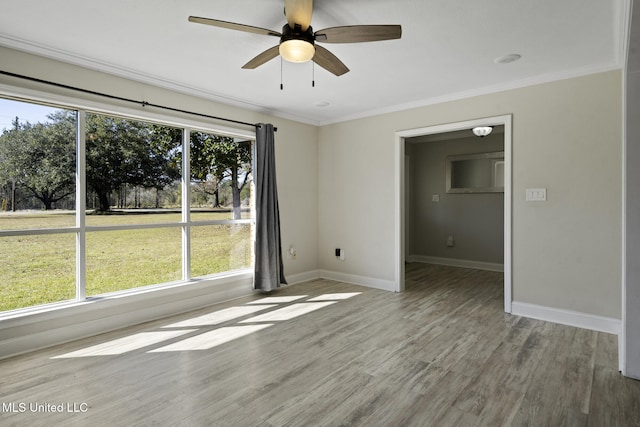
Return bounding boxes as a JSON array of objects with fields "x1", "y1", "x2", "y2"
[{"x1": 2, "y1": 402, "x2": 88, "y2": 414}]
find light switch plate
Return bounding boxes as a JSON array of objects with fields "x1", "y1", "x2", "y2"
[
  {"x1": 432, "y1": 194, "x2": 440, "y2": 202},
  {"x1": 526, "y1": 188, "x2": 547, "y2": 201}
]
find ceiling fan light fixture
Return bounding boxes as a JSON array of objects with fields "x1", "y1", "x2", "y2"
[
  {"x1": 188, "y1": 7, "x2": 401, "y2": 76},
  {"x1": 279, "y1": 39, "x2": 315, "y2": 63},
  {"x1": 472, "y1": 126, "x2": 493, "y2": 138}
]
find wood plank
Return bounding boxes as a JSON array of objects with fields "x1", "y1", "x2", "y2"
[
  {"x1": 0, "y1": 263, "x2": 638, "y2": 426},
  {"x1": 588, "y1": 365, "x2": 640, "y2": 426}
]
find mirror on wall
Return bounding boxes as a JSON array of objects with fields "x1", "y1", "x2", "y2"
[{"x1": 446, "y1": 151, "x2": 504, "y2": 193}]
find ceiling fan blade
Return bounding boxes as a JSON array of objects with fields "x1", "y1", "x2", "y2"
[
  {"x1": 242, "y1": 46, "x2": 281, "y2": 69},
  {"x1": 315, "y1": 25, "x2": 402, "y2": 43},
  {"x1": 312, "y1": 45, "x2": 349, "y2": 76},
  {"x1": 284, "y1": 0, "x2": 313, "y2": 31},
  {"x1": 188, "y1": 16, "x2": 281, "y2": 37}
]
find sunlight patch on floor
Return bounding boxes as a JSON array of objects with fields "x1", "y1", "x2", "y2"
[
  {"x1": 162, "y1": 305, "x2": 277, "y2": 328},
  {"x1": 52, "y1": 330, "x2": 196, "y2": 358},
  {"x1": 240, "y1": 302, "x2": 338, "y2": 322},
  {"x1": 246, "y1": 295, "x2": 308, "y2": 304},
  {"x1": 50, "y1": 293, "x2": 359, "y2": 358},
  {"x1": 308, "y1": 292, "x2": 362, "y2": 301},
  {"x1": 148, "y1": 325, "x2": 273, "y2": 352}
]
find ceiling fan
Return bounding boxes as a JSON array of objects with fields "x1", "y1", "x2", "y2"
[{"x1": 188, "y1": 0, "x2": 402, "y2": 76}]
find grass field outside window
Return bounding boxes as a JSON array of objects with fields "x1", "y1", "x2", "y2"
[{"x1": 1, "y1": 212, "x2": 253, "y2": 311}]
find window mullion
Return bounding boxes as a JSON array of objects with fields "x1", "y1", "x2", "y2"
[
  {"x1": 75, "y1": 110, "x2": 87, "y2": 300},
  {"x1": 181, "y1": 127, "x2": 191, "y2": 281}
]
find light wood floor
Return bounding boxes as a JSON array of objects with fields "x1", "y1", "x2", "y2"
[{"x1": 1, "y1": 263, "x2": 639, "y2": 426}]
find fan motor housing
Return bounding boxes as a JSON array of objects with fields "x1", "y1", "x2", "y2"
[{"x1": 280, "y1": 23, "x2": 315, "y2": 46}]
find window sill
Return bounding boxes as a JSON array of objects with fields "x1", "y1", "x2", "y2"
[
  {"x1": 0, "y1": 269, "x2": 253, "y2": 322},
  {"x1": 0, "y1": 270, "x2": 254, "y2": 359}
]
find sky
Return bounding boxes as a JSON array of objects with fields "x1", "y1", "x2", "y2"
[{"x1": 0, "y1": 98, "x2": 62, "y2": 132}]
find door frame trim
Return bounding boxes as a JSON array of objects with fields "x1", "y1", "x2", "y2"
[{"x1": 394, "y1": 114, "x2": 513, "y2": 313}]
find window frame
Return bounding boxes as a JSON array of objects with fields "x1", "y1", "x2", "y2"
[{"x1": 0, "y1": 85, "x2": 256, "y2": 317}]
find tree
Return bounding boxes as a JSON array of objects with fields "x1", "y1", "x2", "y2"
[
  {"x1": 0, "y1": 112, "x2": 76, "y2": 210},
  {"x1": 190, "y1": 131, "x2": 224, "y2": 208},
  {"x1": 144, "y1": 125, "x2": 182, "y2": 208},
  {"x1": 85, "y1": 114, "x2": 182, "y2": 211},
  {"x1": 190, "y1": 132, "x2": 252, "y2": 219},
  {"x1": 0, "y1": 117, "x2": 21, "y2": 211}
]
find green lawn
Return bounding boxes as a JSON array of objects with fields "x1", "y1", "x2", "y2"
[{"x1": 0, "y1": 211, "x2": 252, "y2": 312}]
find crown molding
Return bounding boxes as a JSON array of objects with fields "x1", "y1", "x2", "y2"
[
  {"x1": 0, "y1": 34, "x2": 321, "y2": 127},
  {"x1": 0, "y1": 33, "x2": 624, "y2": 129},
  {"x1": 317, "y1": 62, "x2": 623, "y2": 126}
]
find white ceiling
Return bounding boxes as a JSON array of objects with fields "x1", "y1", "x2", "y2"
[{"x1": 0, "y1": 0, "x2": 628, "y2": 126}]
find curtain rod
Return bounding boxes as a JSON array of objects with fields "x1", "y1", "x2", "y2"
[{"x1": 0, "y1": 70, "x2": 276, "y2": 131}]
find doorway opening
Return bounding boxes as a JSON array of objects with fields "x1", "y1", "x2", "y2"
[{"x1": 394, "y1": 115, "x2": 512, "y2": 313}]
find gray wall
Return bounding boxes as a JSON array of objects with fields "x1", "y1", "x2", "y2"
[
  {"x1": 319, "y1": 70, "x2": 622, "y2": 318},
  {"x1": 624, "y1": 1, "x2": 640, "y2": 379},
  {"x1": 407, "y1": 133, "x2": 504, "y2": 264}
]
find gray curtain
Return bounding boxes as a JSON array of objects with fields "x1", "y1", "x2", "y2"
[{"x1": 254, "y1": 123, "x2": 287, "y2": 291}]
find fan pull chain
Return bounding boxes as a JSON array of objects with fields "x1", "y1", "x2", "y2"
[
  {"x1": 280, "y1": 57, "x2": 284, "y2": 90},
  {"x1": 312, "y1": 62, "x2": 315, "y2": 88}
]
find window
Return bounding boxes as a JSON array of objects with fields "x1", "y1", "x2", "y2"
[
  {"x1": 0, "y1": 100, "x2": 77, "y2": 310},
  {"x1": 0, "y1": 97, "x2": 254, "y2": 313},
  {"x1": 189, "y1": 130, "x2": 253, "y2": 276}
]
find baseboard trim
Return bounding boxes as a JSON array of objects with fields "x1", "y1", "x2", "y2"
[
  {"x1": 511, "y1": 301, "x2": 621, "y2": 335},
  {"x1": 408, "y1": 255, "x2": 504, "y2": 272},
  {"x1": 285, "y1": 269, "x2": 397, "y2": 292},
  {"x1": 285, "y1": 270, "x2": 322, "y2": 285},
  {"x1": 318, "y1": 270, "x2": 397, "y2": 292}
]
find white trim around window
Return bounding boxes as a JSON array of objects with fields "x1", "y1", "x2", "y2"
[{"x1": 0, "y1": 84, "x2": 256, "y2": 323}]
